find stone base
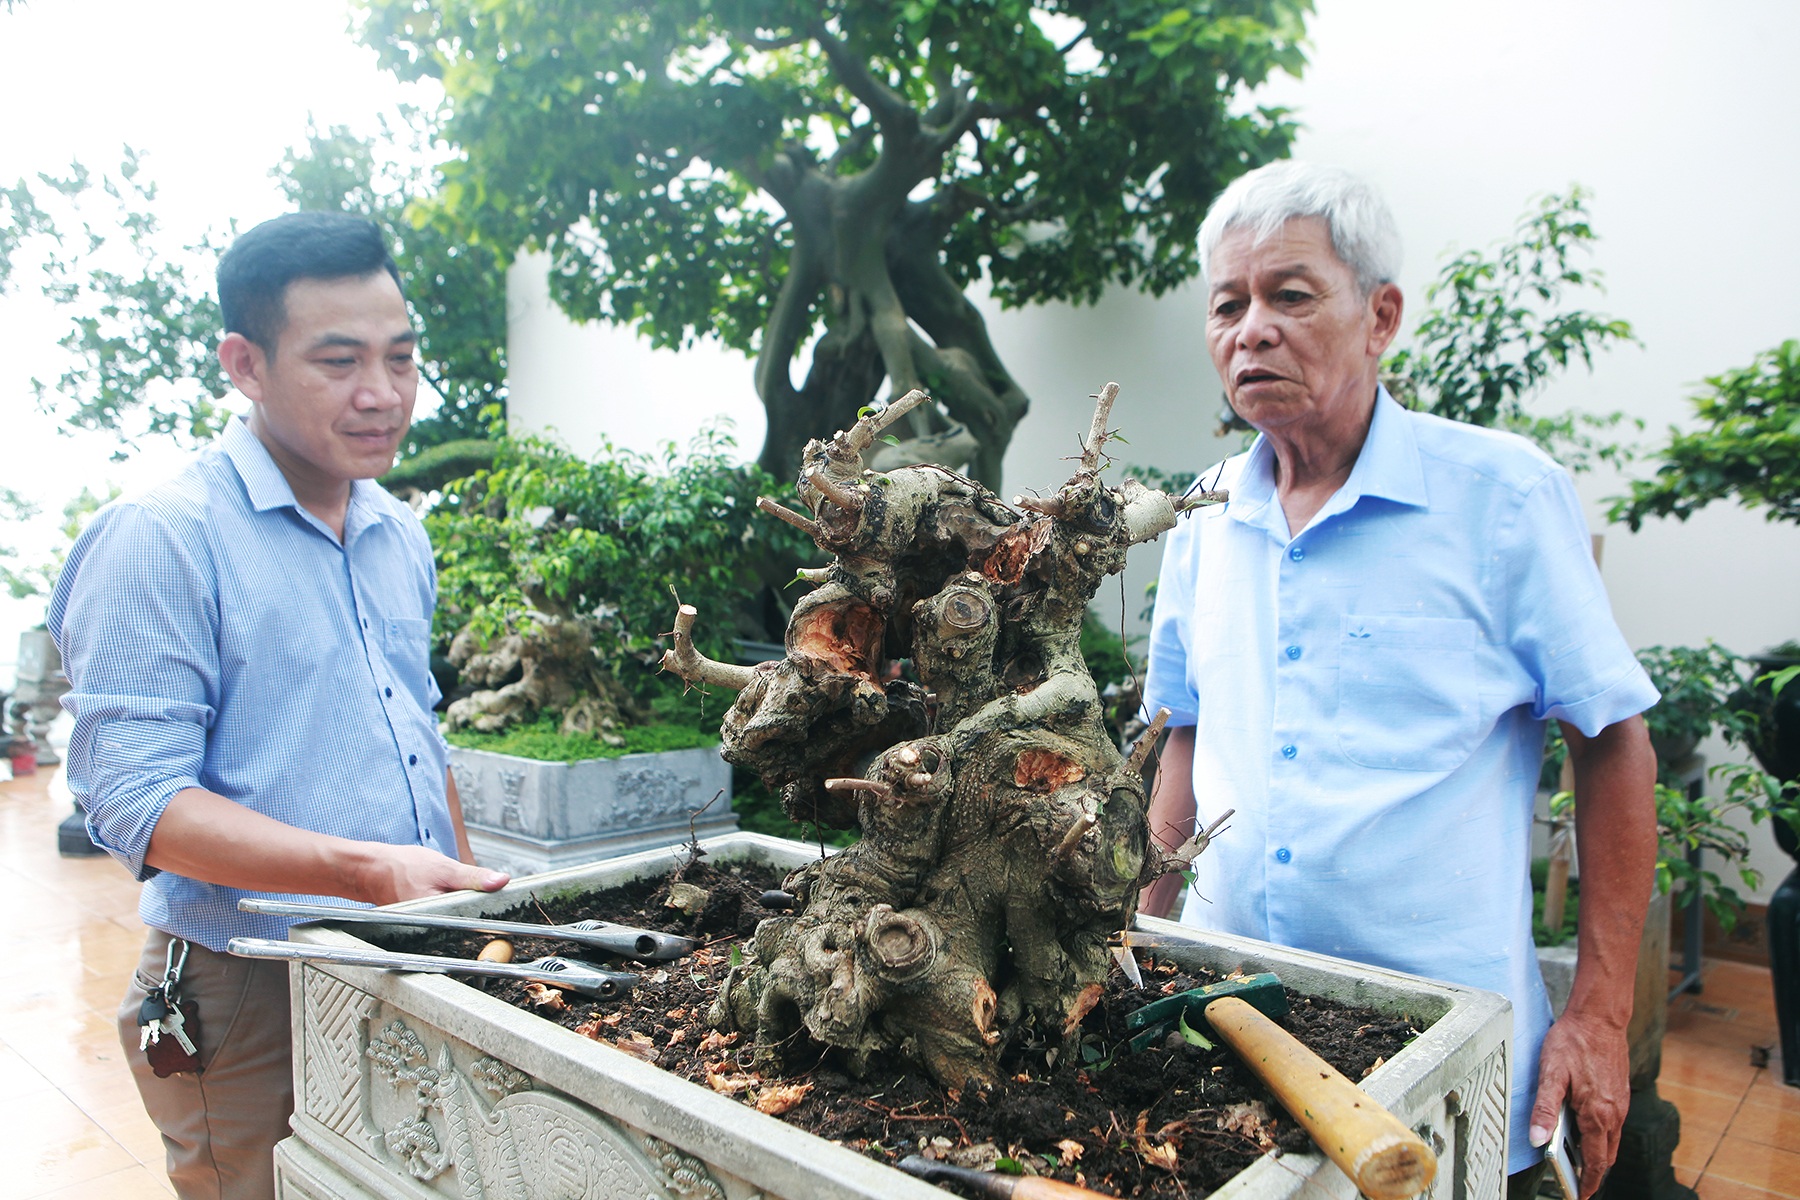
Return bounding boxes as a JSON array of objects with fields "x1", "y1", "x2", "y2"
[
  {"x1": 466, "y1": 813, "x2": 740, "y2": 877},
  {"x1": 276, "y1": 832, "x2": 1514, "y2": 1200},
  {"x1": 1594, "y1": 1085, "x2": 1697, "y2": 1200},
  {"x1": 449, "y1": 744, "x2": 735, "y2": 877}
]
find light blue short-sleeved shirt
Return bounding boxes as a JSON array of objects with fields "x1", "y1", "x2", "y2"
[
  {"x1": 48, "y1": 416, "x2": 455, "y2": 952},
  {"x1": 1142, "y1": 391, "x2": 1657, "y2": 1172}
]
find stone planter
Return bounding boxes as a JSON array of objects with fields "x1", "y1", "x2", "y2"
[
  {"x1": 274, "y1": 833, "x2": 1512, "y2": 1200},
  {"x1": 447, "y1": 744, "x2": 735, "y2": 876}
]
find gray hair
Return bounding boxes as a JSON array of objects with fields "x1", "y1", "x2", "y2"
[{"x1": 1198, "y1": 161, "x2": 1402, "y2": 295}]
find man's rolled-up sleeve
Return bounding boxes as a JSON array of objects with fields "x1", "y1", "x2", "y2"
[
  {"x1": 1142, "y1": 515, "x2": 1201, "y2": 729},
  {"x1": 1502, "y1": 467, "x2": 1658, "y2": 736},
  {"x1": 49, "y1": 503, "x2": 219, "y2": 880}
]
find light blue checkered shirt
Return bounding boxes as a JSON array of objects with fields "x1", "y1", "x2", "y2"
[{"x1": 49, "y1": 417, "x2": 455, "y2": 952}]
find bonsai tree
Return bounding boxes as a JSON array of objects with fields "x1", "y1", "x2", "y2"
[
  {"x1": 428, "y1": 424, "x2": 810, "y2": 744},
  {"x1": 662, "y1": 386, "x2": 1219, "y2": 1087},
  {"x1": 358, "y1": 0, "x2": 1311, "y2": 486}
]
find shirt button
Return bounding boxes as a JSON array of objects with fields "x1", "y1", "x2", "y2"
[
  {"x1": 408, "y1": 754, "x2": 418, "y2": 766},
  {"x1": 362, "y1": 618, "x2": 369, "y2": 628},
  {"x1": 384, "y1": 687, "x2": 393, "y2": 698},
  {"x1": 1285, "y1": 645, "x2": 1302, "y2": 660},
  {"x1": 1275, "y1": 847, "x2": 1292, "y2": 864},
  {"x1": 1281, "y1": 744, "x2": 1297, "y2": 759},
  {"x1": 1289, "y1": 546, "x2": 1305, "y2": 562}
]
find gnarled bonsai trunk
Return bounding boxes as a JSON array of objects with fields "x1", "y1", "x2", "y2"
[{"x1": 664, "y1": 384, "x2": 1220, "y2": 1089}]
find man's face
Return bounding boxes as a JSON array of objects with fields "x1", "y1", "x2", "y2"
[
  {"x1": 1205, "y1": 217, "x2": 1400, "y2": 437},
  {"x1": 228, "y1": 271, "x2": 418, "y2": 494}
]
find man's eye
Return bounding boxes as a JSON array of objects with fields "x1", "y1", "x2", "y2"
[
  {"x1": 1211, "y1": 299, "x2": 1244, "y2": 318},
  {"x1": 1276, "y1": 289, "x2": 1312, "y2": 304},
  {"x1": 321, "y1": 357, "x2": 356, "y2": 368}
]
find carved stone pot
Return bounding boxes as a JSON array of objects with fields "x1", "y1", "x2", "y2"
[
  {"x1": 274, "y1": 833, "x2": 1513, "y2": 1200},
  {"x1": 447, "y1": 744, "x2": 735, "y2": 876}
]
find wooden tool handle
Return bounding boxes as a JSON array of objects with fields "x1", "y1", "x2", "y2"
[
  {"x1": 1203, "y1": 995, "x2": 1436, "y2": 1200},
  {"x1": 896, "y1": 1155, "x2": 1116, "y2": 1199}
]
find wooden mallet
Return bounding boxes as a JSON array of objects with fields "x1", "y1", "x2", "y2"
[{"x1": 1127, "y1": 973, "x2": 1436, "y2": 1200}]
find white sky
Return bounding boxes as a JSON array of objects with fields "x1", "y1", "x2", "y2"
[{"x1": 0, "y1": 0, "x2": 434, "y2": 671}]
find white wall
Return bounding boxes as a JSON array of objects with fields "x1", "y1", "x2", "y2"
[{"x1": 508, "y1": 0, "x2": 1800, "y2": 901}]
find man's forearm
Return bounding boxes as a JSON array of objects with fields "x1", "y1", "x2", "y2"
[
  {"x1": 1565, "y1": 714, "x2": 1659, "y2": 1024},
  {"x1": 146, "y1": 786, "x2": 506, "y2": 905},
  {"x1": 1139, "y1": 725, "x2": 1198, "y2": 918}
]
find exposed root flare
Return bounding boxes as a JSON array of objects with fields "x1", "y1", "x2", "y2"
[
  {"x1": 660, "y1": 605, "x2": 756, "y2": 691},
  {"x1": 757, "y1": 496, "x2": 825, "y2": 541}
]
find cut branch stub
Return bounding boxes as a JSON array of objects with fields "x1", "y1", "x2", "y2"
[{"x1": 660, "y1": 605, "x2": 756, "y2": 691}]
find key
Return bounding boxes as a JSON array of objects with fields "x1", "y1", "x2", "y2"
[
  {"x1": 158, "y1": 1001, "x2": 198, "y2": 1057},
  {"x1": 137, "y1": 988, "x2": 170, "y2": 1051}
]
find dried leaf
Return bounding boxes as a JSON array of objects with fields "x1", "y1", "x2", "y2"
[
  {"x1": 666, "y1": 1028, "x2": 687, "y2": 1047},
  {"x1": 754, "y1": 1081, "x2": 813, "y2": 1115},
  {"x1": 521, "y1": 982, "x2": 567, "y2": 1012},
  {"x1": 666, "y1": 1007, "x2": 688, "y2": 1021},
  {"x1": 696, "y1": 1030, "x2": 740, "y2": 1055},
  {"x1": 1361, "y1": 1055, "x2": 1387, "y2": 1079},
  {"x1": 1141, "y1": 1142, "x2": 1180, "y2": 1172},
  {"x1": 1219, "y1": 1101, "x2": 1279, "y2": 1151},
  {"x1": 1056, "y1": 1138, "x2": 1086, "y2": 1162},
  {"x1": 611, "y1": 1033, "x2": 660, "y2": 1064},
  {"x1": 706, "y1": 1070, "x2": 759, "y2": 1095}
]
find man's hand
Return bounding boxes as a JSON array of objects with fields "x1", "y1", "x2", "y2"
[
  {"x1": 1541, "y1": 713, "x2": 1657, "y2": 1197},
  {"x1": 349, "y1": 842, "x2": 509, "y2": 906},
  {"x1": 1530, "y1": 1004, "x2": 1632, "y2": 1197}
]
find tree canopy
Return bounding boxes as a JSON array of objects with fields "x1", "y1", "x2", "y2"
[
  {"x1": 360, "y1": 0, "x2": 1311, "y2": 484},
  {"x1": 7, "y1": 125, "x2": 508, "y2": 466}
]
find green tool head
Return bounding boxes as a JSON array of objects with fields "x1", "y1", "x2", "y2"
[{"x1": 1123, "y1": 971, "x2": 1287, "y2": 1054}]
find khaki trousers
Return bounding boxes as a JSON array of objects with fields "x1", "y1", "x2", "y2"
[{"x1": 117, "y1": 929, "x2": 294, "y2": 1200}]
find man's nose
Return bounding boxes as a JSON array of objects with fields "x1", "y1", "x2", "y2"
[
  {"x1": 352, "y1": 361, "x2": 405, "y2": 409},
  {"x1": 1236, "y1": 297, "x2": 1283, "y2": 349}
]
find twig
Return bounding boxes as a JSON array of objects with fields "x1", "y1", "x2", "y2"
[
  {"x1": 757, "y1": 496, "x2": 825, "y2": 541},
  {"x1": 860, "y1": 1098, "x2": 969, "y2": 1143},
  {"x1": 661, "y1": 605, "x2": 756, "y2": 690},
  {"x1": 1082, "y1": 382, "x2": 1122, "y2": 472}
]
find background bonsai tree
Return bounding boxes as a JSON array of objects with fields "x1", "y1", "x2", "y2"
[
  {"x1": 429, "y1": 424, "x2": 810, "y2": 747},
  {"x1": 662, "y1": 386, "x2": 1217, "y2": 1088},
  {"x1": 358, "y1": 0, "x2": 1312, "y2": 486}
]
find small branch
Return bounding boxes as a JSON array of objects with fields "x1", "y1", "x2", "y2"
[
  {"x1": 795, "y1": 566, "x2": 832, "y2": 584},
  {"x1": 1082, "y1": 382, "x2": 1121, "y2": 473},
  {"x1": 1053, "y1": 812, "x2": 1098, "y2": 862},
  {"x1": 806, "y1": 468, "x2": 864, "y2": 513},
  {"x1": 757, "y1": 496, "x2": 825, "y2": 541},
  {"x1": 1011, "y1": 494, "x2": 1066, "y2": 518},
  {"x1": 824, "y1": 777, "x2": 896, "y2": 802},
  {"x1": 1127, "y1": 708, "x2": 1171, "y2": 774},
  {"x1": 1163, "y1": 808, "x2": 1237, "y2": 873},
  {"x1": 660, "y1": 605, "x2": 756, "y2": 690},
  {"x1": 842, "y1": 388, "x2": 933, "y2": 457},
  {"x1": 1172, "y1": 488, "x2": 1230, "y2": 513}
]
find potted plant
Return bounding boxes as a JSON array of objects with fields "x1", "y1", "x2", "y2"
[{"x1": 425, "y1": 423, "x2": 813, "y2": 872}]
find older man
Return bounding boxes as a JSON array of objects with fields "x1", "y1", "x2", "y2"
[{"x1": 1140, "y1": 162, "x2": 1658, "y2": 1198}]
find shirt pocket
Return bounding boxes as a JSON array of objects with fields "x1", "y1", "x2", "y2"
[
  {"x1": 382, "y1": 617, "x2": 434, "y2": 709},
  {"x1": 1337, "y1": 614, "x2": 1484, "y2": 772}
]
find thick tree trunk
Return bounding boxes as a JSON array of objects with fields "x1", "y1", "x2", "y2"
[{"x1": 664, "y1": 386, "x2": 1220, "y2": 1091}]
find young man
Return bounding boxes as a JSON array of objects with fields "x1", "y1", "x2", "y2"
[
  {"x1": 1140, "y1": 162, "x2": 1659, "y2": 1198},
  {"x1": 49, "y1": 212, "x2": 509, "y2": 1200}
]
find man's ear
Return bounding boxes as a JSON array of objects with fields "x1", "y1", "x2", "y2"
[
  {"x1": 1366, "y1": 282, "x2": 1404, "y2": 358},
  {"x1": 217, "y1": 331, "x2": 268, "y2": 403}
]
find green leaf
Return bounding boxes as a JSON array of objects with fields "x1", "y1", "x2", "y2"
[
  {"x1": 1177, "y1": 1008, "x2": 1215, "y2": 1050},
  {"x1": 993, "y1": 1158, "x2": 1025, "y2": 1175},
  {"x1": 881, "y1": 433, "x2": 901, "y2": 446}
]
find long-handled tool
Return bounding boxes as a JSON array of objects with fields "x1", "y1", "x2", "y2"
[
  {"x1": 896, "y1": 1156, "x2": 1116, "y2": 1199},
  {"x1": 1127, "y1": 973, "x2": 1435, "y2": 1200},
  {"x1": 228, "y1": 937, "x2": 638, "y2": 999},
  {"x1": 237, "y1": 897, "x2": 698, "y2": 962}
]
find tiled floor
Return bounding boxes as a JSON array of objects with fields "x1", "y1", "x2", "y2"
[{"x1": 2, "y1": 762, "x2": 1795, "y2": 1199}]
